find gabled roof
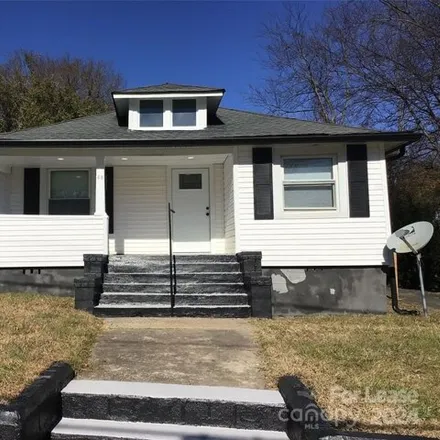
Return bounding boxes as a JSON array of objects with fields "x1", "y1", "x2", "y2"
[
  {"x1": 113, "y1": 83, "x2": 225, "y2": 95},
  {"x1": 0, "y1": 107, "x2": 420, "y2": 147}
]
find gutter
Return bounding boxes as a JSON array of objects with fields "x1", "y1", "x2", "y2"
[{"x1": 0, "y1": 132, "x2": 422, "y2": 149}]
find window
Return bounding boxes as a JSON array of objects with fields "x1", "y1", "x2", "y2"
[
  {"x1": 49, "y1": 170, "x2": 90, "y2": 215},
  {"x1": 282, "y1": 157, "x2": 335, "y2": 209},
  {"x1": 139, "y1": 100, "x2": 163, "y2": 127},
  {"x1": 179, "y1": 173, "x2": 202, "y2": 190},
  {"x1": 173, "y1": 99, "x2": 196, "y2": 127}
]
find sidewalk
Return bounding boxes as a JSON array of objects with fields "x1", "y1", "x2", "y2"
[{"x1": 79, "y1": 317, "x2": 266, "y2": 389}]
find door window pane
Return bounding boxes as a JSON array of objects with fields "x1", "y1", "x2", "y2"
[
  {"x1": 284, "y1": 185, "x2": 334, "y2": 208},
  {"x1": 140, "y1": 100, "x2": 163, "y2": 127},
  {"x1": 284, "y1": 158, "x2": 333, "y2": 181},
  {"x1": 50, "y1": 170, "x2": 89, "y2": 199},
  {"x1": 179, "y1": 173, "x2": 202, "y2": 190},
  {"x1": 173, "y1": 99, "x2": 197, "y2": 127}
]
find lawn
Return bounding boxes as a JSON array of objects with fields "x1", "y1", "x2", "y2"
[
  {"x1": 252, "y1": 307, "x2": 440, "y2": 438},
  {"x1": 0, "y1": 293, "x2": 103, "y2": 403}
]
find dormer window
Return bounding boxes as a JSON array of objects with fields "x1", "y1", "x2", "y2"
[
  {"x1": 116, "y1": 83, "x2": 225, "y2": 131},
  {"x1": 173, "y1": 99, "x2": 196, "y2": 127},
  {"x1": 139, "y1": 100, "x2": 163, "y2": 127}
]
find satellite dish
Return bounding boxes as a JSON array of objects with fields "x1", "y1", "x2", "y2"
[
  {"x1": 387, "y1": 221, "x2": 434, "y2": 254},
  {"x1": 386, "y1": 221, "x2": 434, "y2": 318}
]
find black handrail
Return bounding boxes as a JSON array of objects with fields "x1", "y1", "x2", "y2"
[{"x1": 168, "y1": 203, "x2": 177, "y2": 315}]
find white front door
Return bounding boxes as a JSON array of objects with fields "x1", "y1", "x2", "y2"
[{"x1": 171, "y1": 168, "x2": 211, "y2": 253}]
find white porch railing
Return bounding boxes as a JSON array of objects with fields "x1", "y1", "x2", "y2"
[{"x1": 0, "y1": 215, "x2": 108, "y2": 267}]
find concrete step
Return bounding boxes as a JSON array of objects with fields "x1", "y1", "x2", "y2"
[
  {"x1": 104, "y1": 272, "x2": 243, "y2": 284},
  {"x1": 52, "y1": 418, "x2": 289, "y2": 440},
  {"x1": 104, "y1": 282, "x2": 247, "y2": 294},
  {"x1": 108, "y1": 262, "x2": 240, "y2": 274},
  {"x1": 99, "y1": 293, "x2": 249, "y2": 306},
  {"x1": 110, "y1": 254, "x2": 238, "y2": 264},
  {"x1": 60, "y1": 380, "x2": 286, "y2": 431},
  {"x1": 93, "y1": 304, "x2": 251, "y2": 318}
]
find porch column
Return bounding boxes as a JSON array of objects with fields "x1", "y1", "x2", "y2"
[{"x1": 94, "y1": 155, "x2": 106, "y2": 215}]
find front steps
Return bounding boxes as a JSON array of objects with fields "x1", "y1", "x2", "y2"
[
  {"x1": 52, "y1": 379, "x2": 288, "y2": 439},
  {"x1": 53, "y1": 419, "x2": 288, "y2": 440},
  {"x1": 95, "y1": 254, "x2": 250, "y2": 318}
]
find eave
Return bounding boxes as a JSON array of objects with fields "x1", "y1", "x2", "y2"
[{"x1": 0, "y1": 131, "x2": 422, "y2": 149}]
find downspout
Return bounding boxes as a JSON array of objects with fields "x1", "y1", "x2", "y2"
[
  {"x1": 385, "y1": 144, "x2": 418, "y2": 315},
  {"x1": 385, "y1": 145, "x2": 406, "y2": 161}
]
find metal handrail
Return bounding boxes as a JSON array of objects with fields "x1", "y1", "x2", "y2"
[{"x1": 168, "y1": 203, "x2": 177, "y2": 315}]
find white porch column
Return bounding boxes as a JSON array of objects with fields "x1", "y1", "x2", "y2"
[{"x1": 94, "y1": 155, "x2": 106, "y2": 215}]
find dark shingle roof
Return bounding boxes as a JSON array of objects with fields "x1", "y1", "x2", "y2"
[
  {"x1": 0, "y1": 108, "x2": 377, "y2": 141},
  {"x1": 113, "y1": 83, "x2": 225, "y2": 94},
  {"x1": 0, "y1": 108, "x2": 419, "y2": 146}
]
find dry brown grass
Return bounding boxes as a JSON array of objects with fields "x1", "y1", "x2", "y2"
[
  {"x1": 252, "y1": 307, "x2": 440, "y2": 438},
  {"x1": 0, "y1": 293, "x2": 103, "y2": 403}
]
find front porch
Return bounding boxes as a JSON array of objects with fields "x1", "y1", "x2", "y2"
[{"x1": 0, "y1": 149, "x2": 236, "y2": 268}]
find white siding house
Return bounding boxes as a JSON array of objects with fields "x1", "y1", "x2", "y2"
[{"x1": 0, "y1": 83, "x2": 420, "y2": 312}]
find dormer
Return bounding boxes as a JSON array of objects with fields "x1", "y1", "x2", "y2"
[{"x1": 112, "y1": 83, "x2": 225, "y2": 131}]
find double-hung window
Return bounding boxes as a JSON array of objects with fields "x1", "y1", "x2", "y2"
[
  {"x1": 49, "y1": 170, "x2": 90, "y2": 215},
  {"x1": 173, "y1": 99, "x2": 197, "y2": 127},
  {"x1": 282, "y1": 157, "x2": 336, "y2": 209},
  {"x1": 139, "y1": 100, "x2": 163, "y2": 127}
]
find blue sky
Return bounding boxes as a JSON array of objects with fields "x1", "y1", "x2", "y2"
[{"x1": 0, "y1": 1, "x2": 327, "y2": 111}]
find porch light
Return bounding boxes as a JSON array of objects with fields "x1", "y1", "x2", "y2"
[
  {"x1": 187, "y1": 156, "x2": 194, "y2": 160},
  {"x1": 121, "y1": 157, "x2": 128, "y2": 161},
  {"x1": 57, "y1": 157, "x2": 64, "y2": 161}
]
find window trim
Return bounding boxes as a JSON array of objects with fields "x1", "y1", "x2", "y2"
[
  {"x1": 47, "y1": 168, "x2": 92, "y2": 215},
  {"x1": 130, "y1": 97, "x2": 207, "y2": 131},
  {"x1": 282, "y1": 156, "x2": 337, "y2": 211}
]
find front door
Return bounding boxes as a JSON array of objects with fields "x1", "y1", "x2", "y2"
[{"x1": 171, "y1": 168, "x2": 211, "y2": 253}]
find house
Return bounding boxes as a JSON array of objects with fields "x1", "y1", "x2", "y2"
[{"x1": 0, "y1": 83, "x2": 420, "y2": 316}]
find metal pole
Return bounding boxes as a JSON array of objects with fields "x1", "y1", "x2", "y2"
[
  {"x1": 393, "y1": 252, "x2": 399, "y2": 302},
  {"x1": 416, "y1": 253, "x2": 428, "y2": 317},
  {"x1": 168, "y1": 203, "x2": 173, "y2": 316}
]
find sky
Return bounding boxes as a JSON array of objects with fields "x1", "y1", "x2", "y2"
[{"x1": 0, "y1": 1, "x2": 328, "y2": 111}]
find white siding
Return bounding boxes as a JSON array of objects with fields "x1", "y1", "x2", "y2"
[
  {"x1": 223, "y1": 155, "x2": 236, "y2": 253},
  {"x1": 0, "y1": 215, "x2": 108, "y2": 267},
  {"x1": 235, "y1": 144, "x2": 391, "y2": 267},
  {"x1": 113, "y1": 166, "x2": 168, "y2": 254},
  {"x1": 1, "y1": 163, "x2": 229, "y2": 258},
  {"x1": 211, "y1": 164, "x2": 225, "y2": 253}
]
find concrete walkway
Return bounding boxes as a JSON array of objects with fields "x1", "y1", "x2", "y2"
[{"x1": 79, "y1": 318, "x2": 266, "y2": 389}]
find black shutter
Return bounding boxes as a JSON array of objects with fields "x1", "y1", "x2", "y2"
[
  {"x1": 347, "y1": 144, "x2": 370, "y2": 217},
  {"x1": 105, "y1": 167, "x2": 114, "y2": 233},
  {"x1": 23, "y1": 168, "x2": 40, "y2": 214},
  {"x1": 253, "y1": 147, "x2": 274, "y2": 220}
]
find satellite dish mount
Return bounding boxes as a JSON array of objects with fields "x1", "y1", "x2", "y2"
[{"x1": 387, "y1": 222, "x2": 434, "y2": 318}]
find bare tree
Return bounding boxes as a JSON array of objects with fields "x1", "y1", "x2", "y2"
[
  {"x1": 0, "y1": 50, "x2": 124, "y2": 133},
  {"x1": 251, "y1": 3, "x2": 354, "y2": 125},
  {"x1": 252, "y1": 0, "x2": 440, "y2": 158}
]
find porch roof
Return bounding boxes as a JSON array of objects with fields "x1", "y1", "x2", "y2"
[{"x1": 0, "y1": 107, "x2": 420, "y2": 148}]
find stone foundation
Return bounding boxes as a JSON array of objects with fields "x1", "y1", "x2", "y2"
[{"x1": 0, "y1": 268, "x2": 83, "y2": 297}]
